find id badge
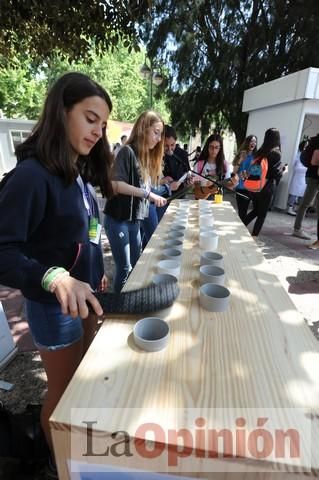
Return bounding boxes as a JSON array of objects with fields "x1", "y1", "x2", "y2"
[{"x1": 89, "y1": 217, "x2": 102, "y2": 244}]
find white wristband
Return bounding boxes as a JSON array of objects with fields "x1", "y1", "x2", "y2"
[{"x1": 141, "y1": 187, "x2": 151, "y2": 199}]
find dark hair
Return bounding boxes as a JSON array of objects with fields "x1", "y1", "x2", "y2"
[
  {"x1": 240, "y1": 135, "x2": 257, "y2": 153},
  {"x1": 198, "y1": 133, "x2": 226, "y2": 176},
  {"x1": 16, "y1": 72, "x2": 113, "y2": 197},
  {"x1": 233, "y1": 135, "x2": 257, "y2": 166},
  {"x1": 164, "y1": 125, "x2": 177, "y2": 140},
  {"x1": 255, "y1": 128, "x2": 281, "y2": 162}
]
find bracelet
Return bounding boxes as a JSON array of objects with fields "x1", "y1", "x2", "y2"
[
  {"x1": 49, "y1": 271, "x2": 70, "y2": 293},
  {"x1": 41, "y1": 267, "x2": 68, "y2": 292},
  {"x1": 141, "y1": 187, "x2": 151, "y2": 199}
]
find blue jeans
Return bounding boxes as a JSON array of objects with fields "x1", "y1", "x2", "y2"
[
  {"x1": 104, "y1": 215, "x2": 141, "y2": 292},
  {"x1": 156, "y1": 204, "x2": 168, "y2": 222},
  {"x1": 141, "y1": 203, "x2": 158, "y2": 248}
]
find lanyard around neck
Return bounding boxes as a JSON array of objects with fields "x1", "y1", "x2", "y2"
[{"x1": 76, "y1": 175, "x2": 92, "y2": 217}]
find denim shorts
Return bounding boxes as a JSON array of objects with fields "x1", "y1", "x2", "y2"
[{"x1": 25, "y1": 299, "x2": 83, "y2": 351}]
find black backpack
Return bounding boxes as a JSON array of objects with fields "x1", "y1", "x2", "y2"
[
  {"x1": 0, "y1": 402, "x2": 49, "y2": 473},
  {"x1": 300, "y1": 134, "x2": 319, "y2": 167}
]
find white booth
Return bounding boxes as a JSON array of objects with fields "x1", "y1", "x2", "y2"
[{"x1": 242, "y1": 67, "x2": 319, "y2": 209}]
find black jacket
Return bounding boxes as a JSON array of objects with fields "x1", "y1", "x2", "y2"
[
  {"x1": 163, "y1": 146, "x2": 190, "y2": 181},
  {"x1": 0, "y1": 158, "x2": 104, "y2": 302},
  {"x1": 266, "y1": 149, "x2": 283, "y2": 186},
  {"x1": 104, "y1": 145, "x2": 148, "y2": 221}
]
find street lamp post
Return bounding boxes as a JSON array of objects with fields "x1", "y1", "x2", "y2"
[{"x1": 140, "y1": 60, "x2": 164, "y2": 109}]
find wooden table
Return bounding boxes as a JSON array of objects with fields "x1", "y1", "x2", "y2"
[{"x1": 51, "y1": 200, "x2": 319, "y2": 479}]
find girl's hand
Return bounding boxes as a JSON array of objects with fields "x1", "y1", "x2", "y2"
[
  {"x1": 149, "y1": 192, "x2": 167, "y2": 207},
  {"x1": 240, "y1": 170, "x2": 248, "y2": 180},
  {"x1": 186, "y1": 174, "x2": 195, "y2": 185},
  {"x1": 99, "y1": 274, "x2": 108, "y2": 292},
  {"x1": 160, "y1": 176, "x2": 173, "y2": 185},
  {"x1": 230, "y1": 174, "x2": 239, "y2": 186},
  {"x1": 55, "y1": 276, "x2": 103, "y2": 319},
  {"x1": 170, "y1": 181, "x2": 181, "y2": 191}
]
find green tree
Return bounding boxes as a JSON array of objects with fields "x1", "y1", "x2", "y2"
[
  {"x1": 0, "y1": 56, "x2": 46, "y2": 118},
  {"x1": 143, "y1": 0, "x2": 319, "y2": 144},
  {"x1": 42, "y1": 45, "x2": 170, "y2": 122},
  {"x1": 0, "y1": 46, "x2": 171, "y2": 122},
  {"x1": 0, "y1": 0, "x2": 149, "y2": 61}
]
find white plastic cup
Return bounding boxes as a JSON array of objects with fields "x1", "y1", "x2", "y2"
[
  {"x1": 199, "y1": 200, "x2": 211, "y2": 208},
  {"x1": 200, "y1": 215, "x2": 214, "y2": 227},
  {"x1": 200, "y1": 232, "x2": 219, "y2": 251},
  {"x1": 133, "y1": 317, "x2": 170, "y2": 352},
  {"x1": 200, "y1": 251, "x2": 224, "y2": 267},
  {"x1": 200, "y1": 226, "x2": 216, "y2": 234},
  {"x1": 199, "y1": 283, "x2": 230, "y2": 312},
  {"x1": 199, "y1": 205, "x2": 212, "y2": 213},
  {"x1": 199, "y1": 265, "x2": 225, "y2": 286},
  {"x1": 158, "y1": 259, "x2": 181, "y2": 277}
]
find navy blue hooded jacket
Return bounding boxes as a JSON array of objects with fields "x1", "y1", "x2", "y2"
[{"x1": 0, "y1": 158, "x2": 104, "y2": 303}]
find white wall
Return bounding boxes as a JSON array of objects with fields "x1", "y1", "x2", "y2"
[
  {"x1": 0, "y1": 119, "x2": 35, "y2": 176},
  {"x1": 246, "y1": 100, "x2": 305, "y2": 209}
]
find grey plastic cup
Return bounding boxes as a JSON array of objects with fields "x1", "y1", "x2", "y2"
[
  {"x1": 171, "y1": 224, "x2": 186, "y2": 231},
  {"x1": 133, "y1": 317, "x2": 170, "y2": 352},
  {"x1": 199, "y1": 283, "x2": 230, "y2": 312},
  {"x1": 168, "y1": 230, "x2": 184, "y2": 240},
  {"x1": 152, "y1": 273, "x2": 178, "y2": 285},
  {"x1": 162, "y1": 248, "x2": 182, "y2": 261},
  {"x1": 174, "y1": 218, "x2": 187, "y2": 226},
  {"x1": 199, "y1": 265, "x2": 225, "y2": 286},
  {"x1": 165, "y1": 239, "x2": 183, "y2": 251},
  {"x1": 200, "y1": 251, "x2": 224, "y2": 267},
  {"x1": 177, "y1": 210, "x2": 188, "y2": 217}
]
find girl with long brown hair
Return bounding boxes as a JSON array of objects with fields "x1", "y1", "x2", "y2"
[
  {"x1": 104, "y1": 110, "x2": 167, "y2": 292},
  {"x1": 0, "y1": 72, "x2": 113, "y2": 477}
]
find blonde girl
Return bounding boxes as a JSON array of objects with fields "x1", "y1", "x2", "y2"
[{"x1": 104, "y1": 110, "x2": 166, "y2": 292}]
